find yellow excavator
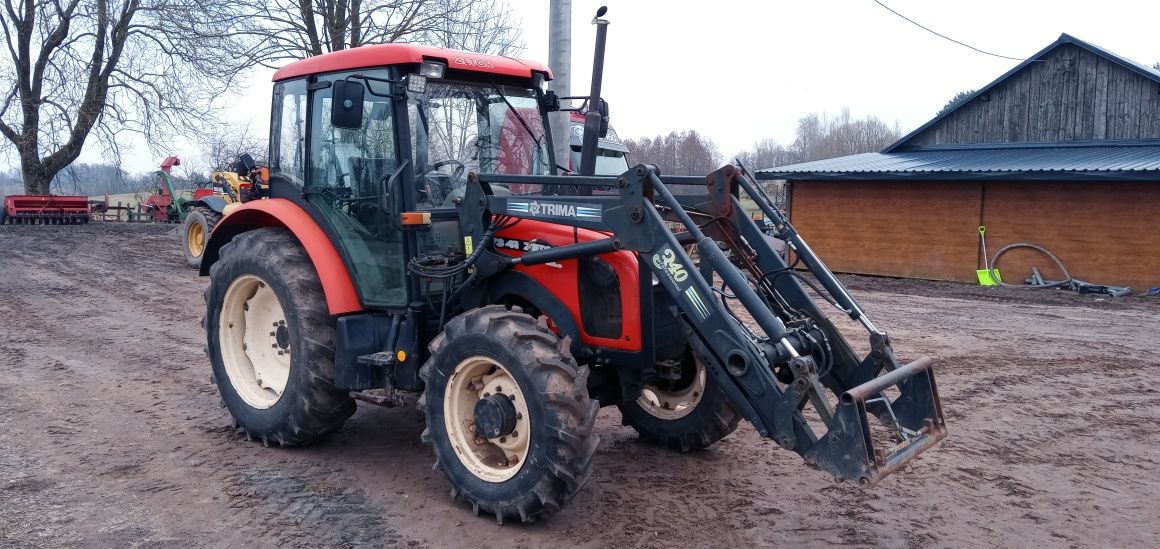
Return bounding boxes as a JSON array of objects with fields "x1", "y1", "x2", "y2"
[{"x1": 181, "y1": 154, "x2": 268, "y2": 268}]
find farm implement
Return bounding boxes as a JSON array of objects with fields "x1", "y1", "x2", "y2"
[{"x1": 0, "y1": 194, "x2": 90, "y2": 224}]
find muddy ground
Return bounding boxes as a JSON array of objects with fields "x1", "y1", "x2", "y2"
[{"x1": 1, "y1": 223, "x2": 1157, "y2": 548}]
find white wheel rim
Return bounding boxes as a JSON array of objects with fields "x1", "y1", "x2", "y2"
[
  {"x1": 443, "y1": 356, "x2": 531, "y2": 483},
  {"x1": 218, "y1": 274, "x2": 292, "y2": 409},
  {"x1": 637, "y1": 357, "x2": 707, "y2": 420}
]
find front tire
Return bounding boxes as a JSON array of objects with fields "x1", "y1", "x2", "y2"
[
  {"x1": 617, "y1": 352, "x2": 740, "y2": 452},
  {"x1": 204, "y1": 228, "x2": 355, "y2": 447},
  {"x1": 419, "y1": 306, "x2": 599, "y2": 524},
  {"x1": 183, "y1": 206, "x2": 221, "y2": 269}
]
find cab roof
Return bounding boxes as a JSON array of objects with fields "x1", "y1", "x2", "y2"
[{"x1": 272, "y1": 43, "x2": 553, "y2": 82}]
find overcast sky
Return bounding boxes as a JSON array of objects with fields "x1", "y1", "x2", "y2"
[{"x1": 71, "y1": 0, "x2": 1160, "y2": 174}]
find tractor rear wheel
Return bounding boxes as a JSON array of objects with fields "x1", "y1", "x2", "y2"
[
  {"x1": 183, "y1": 205, "x2": 221, "y2": 269},
  {"x1": 204, "y1": 228, "x2": 355, "y2": 447},
  {"x1": 418, "y1": 306, "x2": 599, "y2": 524},
  {"x1": 617, "y1": 352, "x2": 739, "y2": 452}
]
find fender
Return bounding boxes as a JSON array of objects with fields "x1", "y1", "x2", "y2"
[
  {"x1": 482, "y1": 270, "x2": 584, "y2": 356},
  {"x1": 191, "y1": 196, "x2": 229, "y2": 214},
  {"x1": 199, "y1": 198, "x2": 362, "y2": 315}
]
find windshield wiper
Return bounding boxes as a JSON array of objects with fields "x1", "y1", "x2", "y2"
[{"x1": 487, "y1": 79, "x2": 543, "y2": 150}]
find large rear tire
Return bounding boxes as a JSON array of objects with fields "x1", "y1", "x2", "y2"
[
  {"x1": 204, "y1": 228, "x2": 355, "y2": 447},
  {"x1": 183, "y1": 205, "x2": 222, "y2": 269},
  {"x1": 419, "y1": 306, "x2": 599, "y2": 524},
  {"x1": 617, "y1": 352, "x2": 740, "y2": 452}
]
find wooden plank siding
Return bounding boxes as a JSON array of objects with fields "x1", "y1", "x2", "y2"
[
  {"x1": 788, "y1": 181, "x2": 983, "y2": 282},
  {"x1": 789, "y1": 180, "x2": 1160, "y2": 292},
  {"x1": 982, "y1": 181, "x2": 1160, "y2": 291},
  {"x1": 908, "y1": 44, "x2": 1160, "y2": 146}
]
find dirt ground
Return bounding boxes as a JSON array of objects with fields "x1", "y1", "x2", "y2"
[{"x1": 1, "y1": 222, "x2": 1158, "y2": 548}]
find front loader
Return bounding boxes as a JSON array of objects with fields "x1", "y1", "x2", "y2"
[{"x1": 197, "y1": 7, "x2": 946, "y2": 525}]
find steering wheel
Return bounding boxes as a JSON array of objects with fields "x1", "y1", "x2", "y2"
[{"x1": 417, "y1": 159, "x2": 466, "y2": 181}]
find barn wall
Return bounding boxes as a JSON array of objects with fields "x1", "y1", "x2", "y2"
[
  {"x1": 982, "y1": 181, "x2": 1160, "y2": 291},
  {"x1": 909, "y1": 44, "x2": 1160, "y2": 146},
  {"x1": 790, "y1": 179, "x2": 1160, "y2": 292},
  {"x1": 789, "y1": 181, "x2": 982, "y2": 282}
]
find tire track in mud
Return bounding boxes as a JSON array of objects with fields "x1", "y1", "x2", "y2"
[
  {"x1": 4, "y1": 223, "x2": 1160, "y2": 547},
  {"x1": 0, "y1": 225, "x2": 410, "y2": 548}
]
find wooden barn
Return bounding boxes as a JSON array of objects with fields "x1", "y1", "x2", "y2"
[{"x1": 757, "y1": 33, "x2": 1160, "y2": 293}]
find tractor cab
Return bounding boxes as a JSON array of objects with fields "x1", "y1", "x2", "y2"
[{"x1": 261, "y1": 44, "x2": 559, "y2": 308}]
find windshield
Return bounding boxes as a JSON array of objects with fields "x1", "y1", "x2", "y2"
[
  {"x1": 409, "y1": 80, "x2": 551, "y2": 206},
  {"x1": 570, "y1": 146, "x2": 630, "y2": 175}
]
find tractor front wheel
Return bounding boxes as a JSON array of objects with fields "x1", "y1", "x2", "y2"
[
  {"x1": 204, "y1": 228, "x2": 355, "y2": 447},
  {"x1": 617, "y1": 352, "x2": 739, "y2": 452},
  {"x1": 182, "y1": 205, "x2": 221, "y2": 269},
  {"x1": 419, "y1": 306, "x2": 599, "y2": 524}
]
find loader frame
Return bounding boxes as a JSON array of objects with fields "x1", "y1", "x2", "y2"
[{"x1": 455, "y1": 163, "x2": 947, "y2": 485}]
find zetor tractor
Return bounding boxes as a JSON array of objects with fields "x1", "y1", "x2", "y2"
[{"x1": 199, "y1": 10, "x2": 946, "y2": 524}]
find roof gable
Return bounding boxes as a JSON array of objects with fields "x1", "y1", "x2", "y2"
[{"x1": 885, "y1": 34, "x2": 1160, "y2": 152}]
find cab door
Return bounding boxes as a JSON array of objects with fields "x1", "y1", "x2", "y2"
[{"x1": 289, "y1": 70, "x2": 408, "y2": 308}]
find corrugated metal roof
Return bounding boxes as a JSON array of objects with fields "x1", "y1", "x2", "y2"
[{"x1": 756, "y1": 142, "x2": 1160, "y2": 181}]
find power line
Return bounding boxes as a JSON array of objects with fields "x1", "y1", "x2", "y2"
[{"x1": 872, "y1": 0, "x2": 1028, "y2": 61}]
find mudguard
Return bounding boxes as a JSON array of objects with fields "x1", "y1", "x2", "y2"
[
  {"x1": 192, "y1": 196, "x2": 229, "y2": 214},
  {"x1": 199, "y1": 198, "x2": 362, "y2": 315}
]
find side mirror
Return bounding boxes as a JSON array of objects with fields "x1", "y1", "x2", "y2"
[
  {"x1": 540, "y1": 89, "x2": 560, "y2": 112},
  {"x1": 597, "y1": 99, "x2": 610, "y2": 138},
  {"x1": 235, "y1": 153, "x2": 257, "y2": 176},
  {"x1": 331, "y1": 80, "x2": 365, "y2": 129}
]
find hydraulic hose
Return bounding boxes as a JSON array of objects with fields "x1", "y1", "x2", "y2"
[{"x1": 987, "y1": 242, "x2": 1072, "y2": 289}]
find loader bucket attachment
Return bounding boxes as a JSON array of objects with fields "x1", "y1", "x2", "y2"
[
  {"x1": 465, "y1": 162, "x2": 948, "y2": 486},
  {"x1": 804, "y1": 357, "x2": 946, "y2": 485}
]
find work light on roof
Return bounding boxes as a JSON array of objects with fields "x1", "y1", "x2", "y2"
[
  {"x1": 407, "y1": 74, "x2": 426, "y2": 94},
  {"x1": 419, "y1": 61, "x2": 445, "y2": 79}
]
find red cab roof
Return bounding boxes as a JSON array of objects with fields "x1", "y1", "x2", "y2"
[{"x1": 272, "y1": 43, "x2": 552, "y2": 82}]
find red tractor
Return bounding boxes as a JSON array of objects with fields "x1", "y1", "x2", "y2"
[{"x1": 199, "y1": 9, "x2": 946, "y2": 524}]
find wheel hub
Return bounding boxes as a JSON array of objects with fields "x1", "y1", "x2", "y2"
[
  {"x1": 218, "y1": 275, "x2": 292, "y2": 409},
  {"x1": 443, "y1": 357, "x2": 531, "y2": 483},
  {"x1": 275, "y1": 323, "x2": 290, "y2": 350},
  {"x1": 474, "y1": 393, "x2": 518, "y2": 439},
  {"x1": 637, "y1": 355, "x2": 707, "y2": 420}
]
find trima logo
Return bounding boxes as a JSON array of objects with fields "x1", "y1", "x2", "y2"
[{"x1": 508, "y1": 200, "x2": 602, "y2": 221}]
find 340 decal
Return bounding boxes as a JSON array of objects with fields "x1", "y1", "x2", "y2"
[{"x1": 652, "y1": 247, "x2": 689, "y2": 283}]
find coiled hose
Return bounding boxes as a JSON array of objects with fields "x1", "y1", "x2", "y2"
[{"x1": 987, "y1": 242, "x2": 1072, "y2": 289}]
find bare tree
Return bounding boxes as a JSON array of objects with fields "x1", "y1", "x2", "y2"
[
  {"x1": 228, "y1": 0, "x2": 522, "y2": 69},
  {"x1": 791, "y1": 109, "x2": 900, "y2": 162},
  {"x1": 732, "y1": 109, "x2": 901, "y2": 168},
  {"x1": 622, "y1": 130, "x2": 723, "y2": 176},
  {"x1": 735, "y1": 138, "x2": 795, "y2": 170},
  {"x1": 0, "y1": 0, "x2": 238, "y2": 194},
  {"x1": 200, "y1": 125, "x2": 268, "y2": 173}
]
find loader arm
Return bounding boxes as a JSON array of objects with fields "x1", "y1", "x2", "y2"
[{"x1": 461, "y1": 164, "x2": 947, "y2": 485}]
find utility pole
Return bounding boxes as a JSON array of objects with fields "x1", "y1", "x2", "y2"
[{"x1": 548, "y1": 0, "x2": 572, "y2": 174}]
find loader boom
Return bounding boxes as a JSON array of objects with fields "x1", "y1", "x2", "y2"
[{"x1": 459, "y1": 164, "x2": 947, "y2": 485}]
